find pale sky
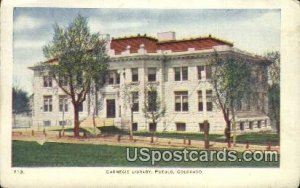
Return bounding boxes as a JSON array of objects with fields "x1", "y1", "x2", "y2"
[{"x1": 13, "y1": 8, "x2": 280, "y2": 94}]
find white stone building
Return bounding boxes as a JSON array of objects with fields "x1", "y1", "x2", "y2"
[{"x1": 29, "y1": 32, "x2": 271, "y2": 133}]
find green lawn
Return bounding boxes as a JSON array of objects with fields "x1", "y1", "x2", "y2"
[
  {"x1": 12, "y1": 141, "x2": 279, "y2": 167},
  {"x1": 133, "y1": 131, "x2": 279, "y2": 146}
]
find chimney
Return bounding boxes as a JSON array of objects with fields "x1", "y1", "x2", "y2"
[{"x1": 157, "y1": 31, "x2": 176, "y2": 41}]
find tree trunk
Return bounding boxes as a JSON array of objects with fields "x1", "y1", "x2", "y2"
[
  {"x1": 73, "y1": 104, "x2": 80, "y2": 137},
  {"x1": 129, "y1": 107, "x2": 133, "y2": 140},
  {"x1": 232, "y1": 109, "x2": 237, "y2": 146},
  {"x1": 93, "y1": 88, "x2": 99, "y2": 134},
  {"x1": 224, "y1": 118, "x2": 231, "y2": 147}
]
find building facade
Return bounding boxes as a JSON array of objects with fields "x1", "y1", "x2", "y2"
[{"x1": 29, "y1": 32, "x2": 271, "y2": 133}]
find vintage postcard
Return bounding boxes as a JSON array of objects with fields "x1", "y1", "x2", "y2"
[{"x1": 1, "y1": 0, "x2": 300, "y2": 187}]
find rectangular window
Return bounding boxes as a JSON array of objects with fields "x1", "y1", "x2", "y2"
[
  {"x1": 249, "y1": 122, "x2": 253, "y2": 130},
  {"x1": 149, "y1": 123, "x2": 157, "y2": 132},
  {"x1": 132, "y1": 92, "x2": 139, "y2": 112},
  {"x1": 265, "y1": 119, "x2": 267, "y2": 127},
  {"x1": 174, "y1": 67, "x2": 181, "y2": 81},
  {"x1": 59, "y1": 121, "x2": 66, "y2": 126},
  {"x1": 198, "y1": 90, "x2": 203, "y2": 111},
  {"x1": 197, "y1": 66, "x2": 204, "y2": 80},
  {"x1": 206, "y1": 90, "x2": 213, "y2": 111},
  {"x1": 182, "y1": 67, "x2": 188, "y2": 80},
  {"x1": 43, "y1": 120, "x2": 51, "y2": 127},
  {"x1": 206, "y1": 65, "x2": 212, "y2": 79},
  {"x1": 174, "y1": 91, "x2": 188, "y2": 112},
  {"x1": 108, "y1": 71, "x2": 115, "y2": 84},
  {"x1": 59, "y1": 95, "x2": 68, "y2": 112},
  {"x1": 257, "y1": 120, "x2": 261, "y2": 128},
  {"x1": 43, "y1": 96, "x2": 52, "y2": 112},
  {"x1": 132, "y1": 123, "x2": 138, "y2": 132},
  {"x1": 148, "y1": 68, "x2": 156, "y2": 82},
  {"x1": 240, "y1": 122, "x2": 244, "y2": 131},
  {"x1": 108, "y1": 71, "x2": 120, "y2": 85},
  {"x1": 58, "y1": 76, "x2": 68, "y2": 86},
  {"x1": 174, "y1": 67, "x2": 188, "y2": 81},
  {"x1": 176, "y1": 123, "x2": 186, "y2": 131},
  {"x1": 116, "y1": 72, "x2": 120, "y2": 84},
  {"x1": 43, "y1": 76, "x2": 52, "y2": 87},
  {"x1": 131, "y1": 68, "x2": 139, "y2": 82},
  {"x1": 147, "y1": 91, "x2": 157, "y2": 111}
]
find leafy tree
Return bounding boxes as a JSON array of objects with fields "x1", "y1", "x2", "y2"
[
  {"x1": 209, "y1": 52, "x2": 252, "y2": 146},
  {"x1": 143, "y1": 85, "x2": 165, "y2": 127},
  {"x1": 12, "y1": 87, "x2": 30, "y2": 114},
  {"x1": 43, "y1": 15, "x2": 109, "y2": 137},
  {"x1": 265, "y1": 51, "x2": 280, "y2": 133}
]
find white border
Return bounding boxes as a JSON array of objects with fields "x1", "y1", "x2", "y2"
[{"x1": 1, "y1": 0, "x2": 300, "y2": 187}]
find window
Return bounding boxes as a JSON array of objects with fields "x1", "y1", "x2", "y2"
[
  {"x1": 265, "y1": 119, "x2": 268, "y2": 127},
  {"x1": 149, "y1": 123, "x2": 157, "y2": 132},
  {"x1": 132, "y1": 123, "x2": 138, "y2": 132},
  {"x1": 132, "y1": 92, "x2": 139, "y2": 112},
  {"x1": 43, "y1": 96, "x2": 52, "y2": 112},
  {"x1": 176, "y1": 123, "x2": 186, "y2": 131},
  {"x1": 198, "y1": 90, "x2": 203, "y2": 111},
  {"x1": 43, "y1": 76, "x2": 52, "y2": 87},
  {"x1": 43, "y1": 120, "x2": 51, "y2": 127},
  {"x1": 78, "y1": 103, "x2": 83, "y2": 112},
  {"x1": 59, "y1": 121, "x2": 66, "y2": 126},
  {"x1": 198, "y1": 65, "x2": 212, "y2": 80},
  {"x1": 148, "y1": 68, "x2": 156, "y2": 82},
  {"x1": 240, "y1": 122, "x2": 244, "y2": 131},
  {"x1": 206, "y1": 90, "x2": 213, "y2": 111},
  {"x1": 257, "y1": 120, "x2": 261, "y2": 128},
  {"x1": 174, "y1": 67, "x2": 188, "y2": 81},
  {"x1": 147, "y1": 91, "x2": 157, "y2": 111},
  {"x1": 131, "y1": 68, "x2": 138, "y2": 82},
  {"x1": 197, "y1": 66, "x2": 204, "y2": 80},
  {"x1": 206, "y1": 65, "x2": 212, "y2": 79},
  {"x1": 108, "y1": 71, "x2": 120, "y2": 85},
  {"x1": 116, "y1": 72, "x2": 120, "y2": 84},
  {"x1": 59, "y1": 95, "x2": 68, "y2": 112},
  {"x1": 108, "y1": 71, "x2": 115, "y2": 84},
  {"x1": 249, "y1": 122, "x2": 253, "y2": 130},
  {"x1": 174, "y1": 67, "x2": 181, "y2": 81},
  {"x1": 59, "y1": 76, "x2": 68, "y2": 86},
  {"x1": 175, "y1": 91, "x2": 188, "y2": 112}
]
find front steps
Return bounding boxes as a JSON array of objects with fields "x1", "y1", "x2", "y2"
[{"x1": 80, "y1": 117, "x2": 115, "y2": 135}]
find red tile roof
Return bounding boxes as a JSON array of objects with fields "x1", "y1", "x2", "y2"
[{"x1": 110, "y1": 35, "x2": 233, "y2": 55}]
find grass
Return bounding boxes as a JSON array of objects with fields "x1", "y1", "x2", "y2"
[
  {"x1": 133, "y1": 131, "x2": 279, "y2": 146},
  {"x1": 12, "y1": 140, "x2": 279, "y2": 167},
  {"x1": 236, "y1": 133, "x2": 279, "y2": 145}
]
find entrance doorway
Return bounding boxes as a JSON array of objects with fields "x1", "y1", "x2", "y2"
[{"x1": 106, "y1": 99, "x2": 116, "y2": 118}]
